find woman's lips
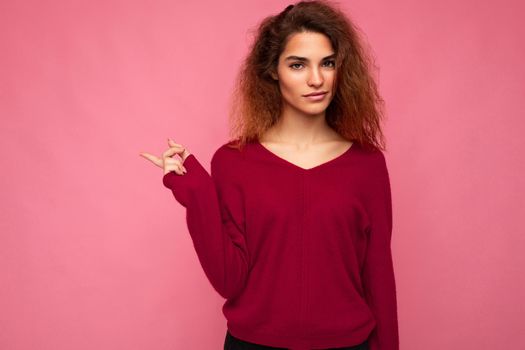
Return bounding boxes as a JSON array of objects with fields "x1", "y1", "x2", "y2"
[{"x1": 303, "y1": 92, "x2": 328, "y2": 101}]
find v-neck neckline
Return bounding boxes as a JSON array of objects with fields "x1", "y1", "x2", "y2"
[{"x1": 255, "y1": 140, "x2": 356, "y2": 172}]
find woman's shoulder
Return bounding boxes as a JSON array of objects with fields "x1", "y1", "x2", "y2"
[
  {"x1": 212, "y1": 139, "x2": 248, "y2": 161},
  {"x1": 210, "y1": 139, "x2": 251, "y2": 179},
  {"x1": 348, "y1": 141, "x2": 389, "y2": 178}
]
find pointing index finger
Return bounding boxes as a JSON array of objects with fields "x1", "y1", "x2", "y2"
[{"x1": 139, "y1": 152, "x2": 163, "y2": 167}]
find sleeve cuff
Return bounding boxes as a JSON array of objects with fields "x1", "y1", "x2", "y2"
[
  {"x1": 162, "y1": 154, "x2": 211, "y2": 207},
  {"x1": 162, "y1": 154, "x2": 197, "y2": 188}
]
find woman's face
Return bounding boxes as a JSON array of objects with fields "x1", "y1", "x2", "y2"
[{"x1": 272, "y1": 31, "x2": 337, "y2": 117}]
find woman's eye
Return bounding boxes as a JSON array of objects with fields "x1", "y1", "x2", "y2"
[{"x1": 290, "y1": 61, "x2": 335, "y2": 70}]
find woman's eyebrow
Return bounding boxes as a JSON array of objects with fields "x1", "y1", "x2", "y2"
[{"x1": 284, "y1": 53, "x2": 336, "y2": 62}]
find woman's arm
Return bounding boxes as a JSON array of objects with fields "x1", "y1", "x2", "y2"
[
  {"x1": 361, "y1": 151, "x2": 400, "y2": 350},
  {"x1": 162, "y1": 148, "x2": 250, "y2": 300}
]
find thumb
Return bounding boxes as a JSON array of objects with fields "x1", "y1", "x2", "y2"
[
  {"x1": 167, "y1": 138, "x2": 183, "y2": 147},
  {"x1": 167, "y1": 138, "x2": 191, "y2": 161}
]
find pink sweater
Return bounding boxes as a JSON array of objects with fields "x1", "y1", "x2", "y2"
[{"x1": 163, "y1": 140, "x2": 399, "y2": 350}]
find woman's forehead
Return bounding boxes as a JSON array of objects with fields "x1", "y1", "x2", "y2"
[{"x1": 282, "y1": 32, "x2": 334, "y2": 55}]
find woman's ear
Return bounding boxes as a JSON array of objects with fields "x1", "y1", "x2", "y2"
[{"x1": 270, "y1": 70, "x2": 278, "y2": 81}]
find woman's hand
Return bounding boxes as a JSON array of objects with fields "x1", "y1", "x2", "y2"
[{"x1": 139, "y1": 138, "x2": 192, "y2": 176}]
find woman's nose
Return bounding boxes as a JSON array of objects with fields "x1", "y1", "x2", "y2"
[{"x1": 307, "y1": 68, "x2": 324, "y2": 87}]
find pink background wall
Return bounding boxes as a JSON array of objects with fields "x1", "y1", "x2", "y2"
[{"x1": 1, "y1": 0, "x2": 523, "y2": 349}]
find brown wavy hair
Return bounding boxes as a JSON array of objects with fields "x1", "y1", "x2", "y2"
[{"x1": 226, "y1": 0, "x2": 387, "y2": 152}]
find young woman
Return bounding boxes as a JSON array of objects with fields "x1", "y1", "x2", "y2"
[{"x1": 140, "y1": 1, "x2": 399, "y2": 349}]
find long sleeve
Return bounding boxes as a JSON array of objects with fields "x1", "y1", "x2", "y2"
[
  {"x1": 162, "y1": 151, "x2": 250, "y2": 299},
  {"x1": 361, "y1": 151, "x2": 399, "y2": 350}
]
